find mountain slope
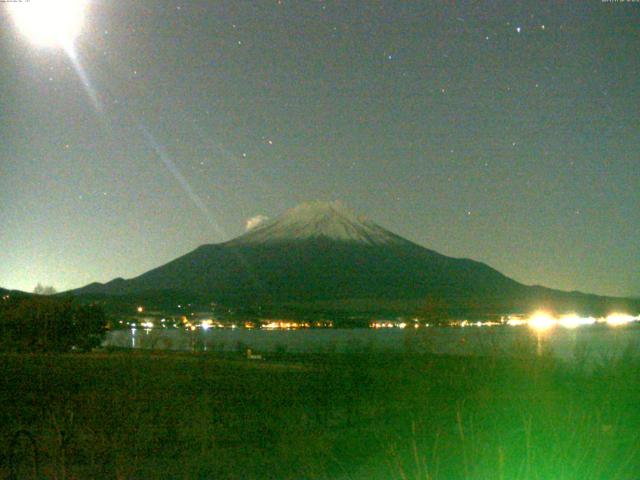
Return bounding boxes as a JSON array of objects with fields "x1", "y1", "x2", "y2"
[
  {"x1": 74, "y1": 201, "x2": 521, "y2": 300},
  {"x1": 69, "y1": 201, "x2": 639, "y2": 316}
]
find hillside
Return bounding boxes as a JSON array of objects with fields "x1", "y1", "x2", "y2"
[{"x1": 68, "y1": 201, "x2": 640, "y2": 318}]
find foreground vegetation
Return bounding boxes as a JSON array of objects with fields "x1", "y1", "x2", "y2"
[
  {"x1": 1, "y1": 349, "x2": 639, "y2": 479},
  {"x1": 0, "y1": 295, "x2": 106, "y2": 353}
]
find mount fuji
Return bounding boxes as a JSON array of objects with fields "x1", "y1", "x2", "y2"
[
  {"x1": 69, "y1": 201, "x2": 637, "y2": 318},
  {"x1": 231, "y1": 201, "x2": 407, "y2": 246}
]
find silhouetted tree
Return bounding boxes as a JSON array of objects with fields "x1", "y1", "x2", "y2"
[
  {"x1": 33, "y1": 283, "x2": 57, "y2": 296},
  {"x1": 0, "y1": 296, "x2": 106, "y2": 352}
]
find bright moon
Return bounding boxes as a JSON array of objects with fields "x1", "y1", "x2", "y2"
[{"x1": 8, "y1": 0, "x2": 87, "y2": 49}]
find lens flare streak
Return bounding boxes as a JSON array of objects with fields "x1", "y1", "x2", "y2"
[
  {"x1": 64, "y1": 45, "x2": 102, "y2": 111},
  {"x1": 138, "y1": 124, "x2": 227, "y2": 238}
]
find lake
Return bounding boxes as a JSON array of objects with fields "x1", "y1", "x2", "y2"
[{"x1": 105, "y1": 323, "x2": 640, "y2": 364}]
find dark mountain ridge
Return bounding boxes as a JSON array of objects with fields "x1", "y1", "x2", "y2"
[{"x1": 68, "y1": 201, "x2": 639, "y2": 318}]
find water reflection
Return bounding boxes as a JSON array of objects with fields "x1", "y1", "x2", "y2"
[{"x1": 106, "y1": 321, "x2": 640, "y2": 365}]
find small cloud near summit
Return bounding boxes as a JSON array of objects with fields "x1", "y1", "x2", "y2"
[{"x1": 245, "y1": 214, "x2": 269, "y2": 231}]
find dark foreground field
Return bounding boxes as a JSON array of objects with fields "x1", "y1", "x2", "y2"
[{"x1": 1, "y1": 349, "x2": 639, "y2": 479}]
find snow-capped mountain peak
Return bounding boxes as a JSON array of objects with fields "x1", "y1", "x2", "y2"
[{"x1": 232, "y1": 201, "x2": 406, "y2": 246}]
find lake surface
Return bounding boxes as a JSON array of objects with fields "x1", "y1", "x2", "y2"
[{"x1": 105, "y1": 324, "x2": 640, "y2": 363}]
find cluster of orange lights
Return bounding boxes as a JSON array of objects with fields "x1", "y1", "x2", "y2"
[
  {"x1": 127, "y1": 306, "x2": 637, "y2": 333},
  {"x1": 131, "y1": 318, "x2": 335, "y2": 331},
  {"x1": 262, "y1": 321, "x2": 310, "y2": 330},
  {"x1": 370, "y1": 321, "x2": 420, "y2": 329}
]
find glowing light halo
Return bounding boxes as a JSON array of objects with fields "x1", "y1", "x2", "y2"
[
  {"x1": 558, "y1": 313, "x2": 596, "y2": 329},
  {"x1": 7, "y1": 1, "x2": 101, "y2": 111},
  {"x1": 527, "y1": 311, "x2": 557, "y2": 332},
  {"x1": 605, "y1": 313, "x2": 637, "y2": 327},
  {"x1": 8, "y1": 0, "x2": 87, "y2": 49}
]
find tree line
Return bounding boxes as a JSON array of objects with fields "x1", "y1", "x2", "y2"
[{"x1": 0, "y1": 295, "x2": 107, "y2": 352}]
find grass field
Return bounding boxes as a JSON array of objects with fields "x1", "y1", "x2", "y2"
[{"x1": 1, "y1": 348, "x2": 639, "y2": 479}]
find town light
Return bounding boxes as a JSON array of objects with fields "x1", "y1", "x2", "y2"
[
  {"x1": 527, "y1": 311, "x2": 557, "y2": 332},
  {"x1": 558, "y1": 314, "x2": 595, "y2": 329},
  {"x1": 605, "y1": 313, "x2": 637, "y2": 327}
]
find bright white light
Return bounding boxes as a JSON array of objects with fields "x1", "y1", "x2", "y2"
[
  {"x1": 606, "y1": 313, "x2": 637, "y2": 327},
  {"x1": 528, "y1": 311, "x2": 557, "y2": 332},
  {"x1": 559, "y1": 314, "x2": 595, "y2": 329},
  {"x1": 200, "y1": 320, "x2": 213, "y2": 331},
  {"x1": 507, "y1": 318, "x2": 527, "y2": 326},
  {"x1": 8, "y1": 0, "x2": 87, "y2": 49}
]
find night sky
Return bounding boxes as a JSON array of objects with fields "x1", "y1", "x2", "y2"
[{"x1": 1, "y1": 0, "x2": 638, "y2": 297}]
